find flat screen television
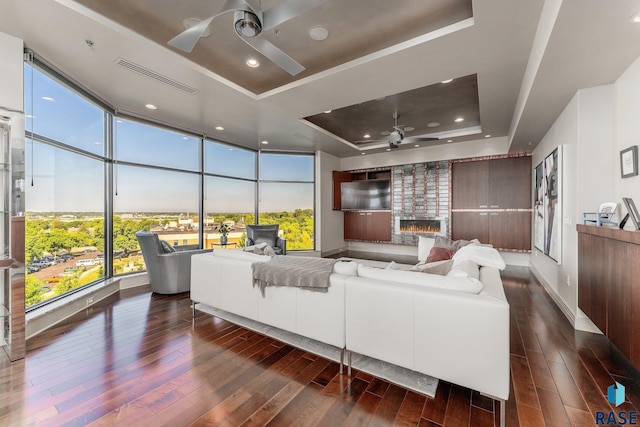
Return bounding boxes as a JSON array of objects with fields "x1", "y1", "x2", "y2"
[{"x1": 341, "y1": 179, "x2": 391, "y2": 210}]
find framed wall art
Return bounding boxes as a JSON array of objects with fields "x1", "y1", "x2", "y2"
[
  {"x1": 620, "y1": 146, "x2": 638, "y2": 178},
  {"x1": 533, "y1": 146, "x2": 562, "y2": 264}
]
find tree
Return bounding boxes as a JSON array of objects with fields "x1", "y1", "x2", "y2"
[{"x1": 25, "y1": 275, "x2": 45, "y2": 307}]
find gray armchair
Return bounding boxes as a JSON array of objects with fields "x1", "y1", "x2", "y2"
[
  {"x1": 245, "y1": 224, "x2": 287, "y2": 255},
  {"x1": 135, "y1": 231, "x2": 212, "y2": 294}
]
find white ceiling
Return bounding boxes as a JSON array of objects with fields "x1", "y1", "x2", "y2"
[{"x1": 2, "y1": 0, "x2": 640, "y2": 157}]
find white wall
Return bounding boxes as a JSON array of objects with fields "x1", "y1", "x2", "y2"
[
  {"x1": 531, "y1": 53, "x2": 640, "y2": 332},
  {"x1": 0, "y1": 32, "x2": 24, "y2": 112},
  {"x1": 316, "y1": 150, "x2": 346, "y2": 255},
  {"x1": 614, "y1": 56, "x2": 640, "y2": 211}
]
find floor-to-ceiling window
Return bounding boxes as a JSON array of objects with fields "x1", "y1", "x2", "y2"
[
  {"x1": 24, "y1": 63, "x2": 106, "y2": 307},
  {"x1": 23, "y1": 56, "x2": 316, "y2": 310},
  {"x1": 259, "y1": 153, "x2": 315, "y2": 250},
  {"x1": 113, "y1": 118, "x2": 200, "y2": 273},
  {"x1": 204, "y1": 140, "x2": 256, "y2": 248}
]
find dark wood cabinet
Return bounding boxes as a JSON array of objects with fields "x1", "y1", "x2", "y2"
[
  {"x1": 453, "y1": 157, "x2": 531, "y2": 209},
  {"x1": 452, "y1": 161, "x2": 489, "y2": 209},
  {"x1": 488, "y1": 157, "x2": 532, "y2": 209},
  {"x1": 451, "y1": 211, "x2": 531, "y2": 250},
  {"x1": 578, "y1": 225, "x2": 640, "y2": 369},
  {"x1": 344, "y1": 211, "x2": 391, "y2": 242},
  {"x1": 451, "y1": 212, "x2": 489, "y2": 243},
  {"x1": 451, "y1": 156, "x2": 532, "y2": 250},
  {"x1": 332, "y1": 171, "x2": 352, "y2": 211}
]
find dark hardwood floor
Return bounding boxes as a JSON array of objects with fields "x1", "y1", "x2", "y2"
[{"x1": 2, "y1": 266, "x2": 640, "y2": 426}]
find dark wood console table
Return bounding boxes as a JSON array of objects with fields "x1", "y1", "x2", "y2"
[{"x1": 577, "y1": 224, "x2": 640, "y2": 369}]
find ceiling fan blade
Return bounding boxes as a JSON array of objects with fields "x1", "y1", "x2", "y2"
[
  {"x1": 263, "y1": 0, "x2": 329, "y2": 30},
  {"x1": 353, "y1": 139, "x2": 388, "y2": 144},
  {"x1": 404, "y1": 136, "x2": 440, "y2": 143},
  {"x1": 168, "y1": 0, "x2": 249, "y2": 53},
  {"x1": 240, "y1": 36, "x2": 305, "y2": 75}
]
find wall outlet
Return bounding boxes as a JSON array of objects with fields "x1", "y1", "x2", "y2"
[{"x1": 87, "y1": 297, "x2": 94, "y2": 306}]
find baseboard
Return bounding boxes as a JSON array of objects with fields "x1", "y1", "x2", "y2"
[{"x1": 528, "y1": 263, "x2": 577, "y2": 328}]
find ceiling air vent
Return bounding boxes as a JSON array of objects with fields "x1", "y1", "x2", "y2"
[{"x1": 115, "y1": 58, "x2": 199, "y2": 95}]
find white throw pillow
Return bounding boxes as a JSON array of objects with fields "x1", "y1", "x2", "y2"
[
  {"x1": 447, "y1": 259, "x2": 480, "y2": 281},
  {"x1": 417, "y1": 236, "x2": 436, "y2": 262},
  {"x1": 356, "y1": 264, "x2": 483, "y2": 294},
  {"x1": 333, "y1": 260, "x2": 358, "y2": 276},
  {"x1": 212, "y1": 249, "x2": 271, "y2": 262},
  {"x1": 452, "y1": 245, "x2": 506, "y2": 270},
  {"x1": 409, "y1": 259, "x2": 453, "y2": 275}
]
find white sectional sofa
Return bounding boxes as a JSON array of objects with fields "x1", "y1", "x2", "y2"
[
  {"x1": 190, "y1": 238, "x2": 510, "y2": 424},
  {"x1": 190, "y1": 250, "x2": 347, "y2": 351}
]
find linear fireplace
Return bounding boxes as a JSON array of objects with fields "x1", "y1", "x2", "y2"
[{"x1": 399, "y1": 218, "x2": 445, "y2": 235}]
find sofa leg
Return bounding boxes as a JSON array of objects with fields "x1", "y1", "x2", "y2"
[
  {"x1": 499, "y1": 399, "x2": 505, "y2": 427},
  {"x1": 191, "y1": 300, "x2": 197, "y2": 318},
  {"x1": 347, "y1": 351, "x2": 352, "y2": 377},
  {"x1": 339, "y1": 348, "x2": 345, "y2": 374}
]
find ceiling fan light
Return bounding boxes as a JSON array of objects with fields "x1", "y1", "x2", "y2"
[{"x1": 235, "y1": 11, "x2": 262, "y2": 38}]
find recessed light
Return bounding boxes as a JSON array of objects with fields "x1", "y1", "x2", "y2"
[
  {"x1": 183, "y1": 18, "x2": 211, "y2": 37},
  {"x1": 427, "y1": 122, "x2": 440, "y2": 128},
  {"x1": 447, "y1": 139, "x2": 453, "y2": 143},
  {"x1": 246, "y1": 59, "x2": 260, "y2": 68},
  {"x1": 41, "y1": 96, "x2": 55, "y2": 102},
  {"x1": 414, "y1": 144, "x2": 420, "y2": 148},
  {"x1": 324, "y1": 110, "x2": 332, "y2": 114},
  {"x1": 361, "y1": 152, "x2": 366, "y2": 155},
  {"x1": 631, "y1": 12, "x2": 640, "y2": 23},
  {"x1": 309, "y1": 25, "x2": 329, "y2": 41},
  {"x1": 441, "y1": 79, "x2": 454, "y2": 84},
  {"x1": 145, "y1": 104, "x2": 158, "y2": 110},
  {"x1": 454, "y1": 117, "x2": 464, "y2": 122},
  {"x1": 215, "y1": 126, "x2": 224, "y2": 131},
  {"x1": 363, "y1": 134, "x2": 371, "y2": 139},
  {"x1": 386, "y1": 148, "x2": 391, "y2": 152},
  {"x1": 261, "y1": 140, "x2": 269, "y2": 145},
  {"x1": 485, "y1": 134, "x2": 491, "y2": 138}
]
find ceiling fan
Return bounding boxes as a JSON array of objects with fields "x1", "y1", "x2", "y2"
[
  {"x1": 168, "y1": 0, "x2": 328, "y2": 76},
  {"x1": 356, "y1": 112, "x2": 439, "y2": 149}
]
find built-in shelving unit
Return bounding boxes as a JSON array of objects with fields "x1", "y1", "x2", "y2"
[{"x1": 1, "y1": 112, "x2": 25, "y2": 361}]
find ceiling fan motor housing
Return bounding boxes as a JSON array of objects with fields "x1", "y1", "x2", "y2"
[{"x1": 234, "y1": 10, "x2": 262, "y2": 38}]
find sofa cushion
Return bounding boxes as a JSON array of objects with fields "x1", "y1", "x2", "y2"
[
  {"x1": 357, "y1": 264, "x2": 483, "y2": 294},
  {"x1": 426, "y1": 246, "x2": 455, "y2": 263},
  {"x1": 410, "y1": 259, "x2": 453, "y2": 275},
  {"x1": 452, "y1": 245, "x2": 506, "y2": 270},
  {"x1": 333, "y1": 260, "x2": 358, "y2": 276},
  {"x1": 417, "y1": 236, "x2": 436, "y2": 262},
  {"x1": 447, "y1": 259, "x2": 480, "y2": 281},
  {"x1": 212, "y1": 249, "x2": 271, "y2": 262},
  {"x1": 434, "y1": 236, "x2": 471, "y2": 251}
]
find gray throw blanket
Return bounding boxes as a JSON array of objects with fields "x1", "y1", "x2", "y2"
[{"x1": 252, "y1": 256, "x2": 337, "y2": 296}]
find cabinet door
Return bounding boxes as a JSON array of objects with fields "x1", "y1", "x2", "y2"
[
  {"x1": 452, "y1": 161, "x2": 489, "y2": 209},
  {"x1": 489, "y1": 157, "x2": 532, "y2": 209},
  {"x1": 451, "y1": 212, "x2": 489, "y2": 243},
  {"x1": 367, "y1": 212, "x2": 391, "y2": 242},
  {"x1": 577, "y1": 233, "x2": 608, "y2": 333},
  {"x1": 344, "y1": 211, "x2": 365, "y2": 240},
  {"x1": 488, "y1": 211, "x2": 531, "y2": 250},
  {"x1": 333, "y1": 171, "x2": 352, "y2": 210}
]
